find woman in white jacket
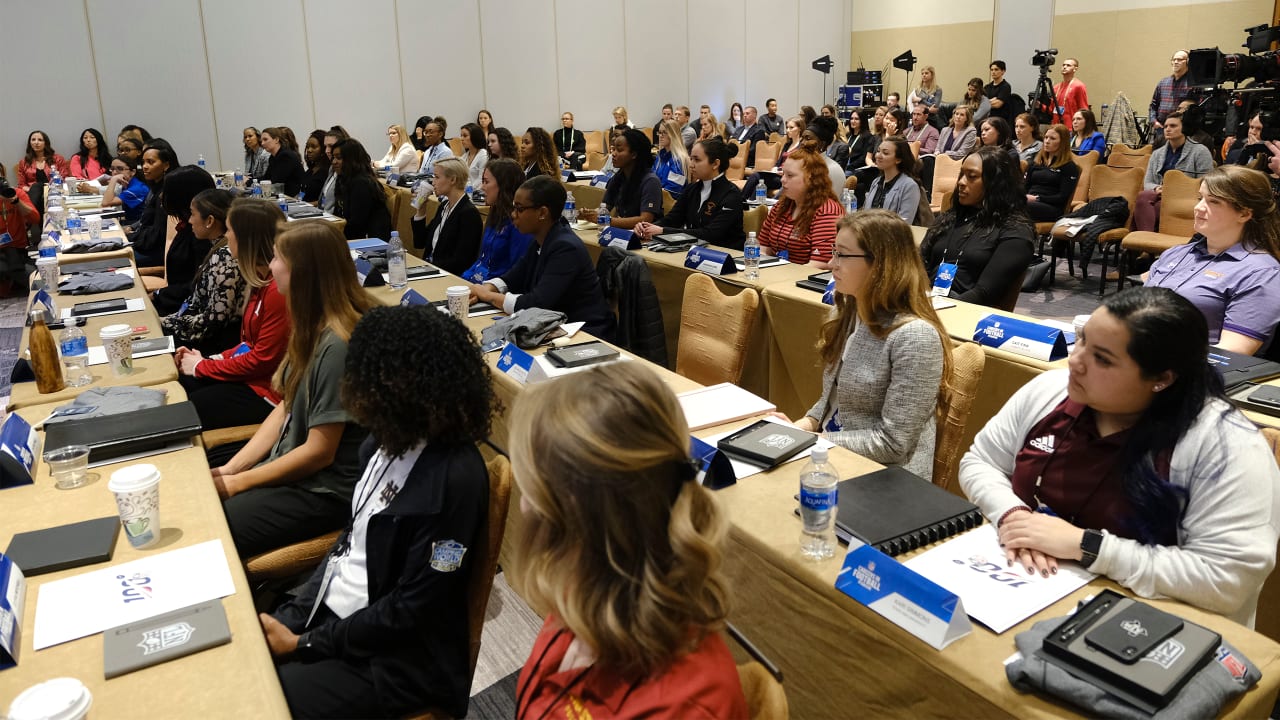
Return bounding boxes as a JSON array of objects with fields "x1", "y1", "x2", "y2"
[
  {"x1": 377, "y1": 124, "x2": 417, "y2": 174},
  {"x1": 959, "y1": 286, "x2": 1280, "y2": 627}
]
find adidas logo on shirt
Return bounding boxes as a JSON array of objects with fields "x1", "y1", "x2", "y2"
[{"x1": 1029, "y1": 435, "x2": 1056, "y2": 453}]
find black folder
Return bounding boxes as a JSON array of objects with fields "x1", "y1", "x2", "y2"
[
  {"x1": 44, "y1": 402, "x2": 203, "y2": 464},
  {"x1": 796, "y1": 271, "x2": 833, "y2": 293},
  {"x1": 5, "y1": 516, "x2": 120, "y2": 576},
  {"x1": 832, "y1": 466, "x2": 984, "y2": 555},
  {"x1": 1209, "y1": 348, "x2": 1280, "y2": 390},
  {"x1": 717, "y1": 420, "x2": 817, "y2": 468}
]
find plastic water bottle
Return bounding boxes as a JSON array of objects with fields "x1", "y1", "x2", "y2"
[
  {"x1": 66, "y1": 208, "x2": 82, "y2": 236},
  {"x1": 798, "y1": 447, "x2": 839, "y2": 561},
  {"x1": 39, "y1": 232, "x2": 59, "y2": 259},
  {"x1": 755, "y1": 183, "x2": 766, "y2": 205},
  {"x1": 843, "y1": 189, "x2": 858, "y2": 214},
  {"x1": 386, "y1": 231, "x2": 407, "y2": 289},
  {"x1": 234, "y1": 168, "x2": 245, "y2": 189},
  {"x1": 563, "y1": 192, "x2": 576, "y2": 224},
  {"x1": 596, "y1": 204, "x2": 610, "y2": 239},
  {"x1": 59, "y1": 321, "x2": 92, "y2": 388},
  {"x1": 743, "y1": 231, "x2": 760, "y2": 280},
  {"x1": 198, "y1": 154, "x2": 207, "y2": 171},
  {"x1": 251, "y1": 185, "x2": 262, "y2": 198},
  {"x1": 278, "y1": 197, "x2": 289, "y2": 214},
  {"x1": 47, "y1": 173, "x2": 63, "y2": 201}
]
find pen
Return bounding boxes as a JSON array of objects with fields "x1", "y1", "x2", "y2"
[{"x1": 1057, "y1": 598, "x2": 1113, "y2": 643}]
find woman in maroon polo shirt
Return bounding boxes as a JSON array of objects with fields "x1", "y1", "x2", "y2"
[
  {"x1": 511, "y1": 363, "x2": 748, "y2": 718},
  {"x1": 959, "y1": 286, "x2": 1280, "y2": 626}
]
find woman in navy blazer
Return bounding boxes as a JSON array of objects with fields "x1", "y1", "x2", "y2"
[
  {"x1": 634, "y1": 137, "x2": 745, "y2": 250},
  {"x1": 412, "y1": 158, "x2": 482, "y2": 275}
]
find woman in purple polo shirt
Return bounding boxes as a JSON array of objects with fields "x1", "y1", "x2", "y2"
[{"x1": 1144, "y1": 165, "x2": 1280, "y2": 355}]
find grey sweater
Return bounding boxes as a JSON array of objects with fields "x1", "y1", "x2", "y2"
[{"x1": 805, "y1": 314, "x2": 944, "y2": 480}]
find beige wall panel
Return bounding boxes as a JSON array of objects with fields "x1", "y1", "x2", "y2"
[{"x1": 851, "y1": 22, "x2": 995, "y2": 107}]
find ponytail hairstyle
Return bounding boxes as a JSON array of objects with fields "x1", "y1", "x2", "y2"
[
  {"x1": 1199, "y1": 165, "x2": 1280, "y2": 261},
  {"x1": 694, "y1": 136, "x2": 735, "y2": 177}
]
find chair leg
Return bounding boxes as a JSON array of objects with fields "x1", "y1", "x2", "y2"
[
  {"x1": 1097, "y1": 244, "x2": 1110, "y2": 296},
  {"x1": 1117, "y1": 250, "x2": 1128, "y2": 291},
  {"x1": 1046, "y1": 236, "x2": 1057, "y2": 288},
  {"x1": 1066, "y1": 240, "x2": 1075, "y2": 278}
]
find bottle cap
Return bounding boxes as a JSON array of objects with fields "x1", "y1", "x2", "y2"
[{"x1": 810, "y1": 447, "x2": 829, "y2": 463}]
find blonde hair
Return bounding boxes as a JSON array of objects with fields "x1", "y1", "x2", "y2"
[
  {"x1": 386, "y1": 124, "x2": 410, "y2": 154},
  {"x1": 509, "y1": 363, "x2": 731, "y2": 678},
  {"x1": 820, "y1": 210, "x2": 953, "y2": 416},
  {"x1": 658, "y1": 119, "x2": 690, "y2": 169},
  {"x1": 226, "y1": 199, "x2": 283, "y2": 289},
  {"x1": 431, "y1": 157, "x2": 468, "y2": 188},
  {"x1": 612, "y1": 105, "x2": 629, "y2": 125},
  {"x1": 271, "y1": 222, "x2": 377, "y2": 407},
  {"x1": 1035, "y1": 124, "x2": 1073, "y2": 169},
  {"x1": 919, "y1": 65, "x2": 937, "y2": 91}
]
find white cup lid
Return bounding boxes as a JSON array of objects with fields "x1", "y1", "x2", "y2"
[
  {"x1": 108, "y1": 463, "x2": 160, "y2": 493},
  {"x1": 8, "y1": 677, "x2": 93, "y2": 720},
  {"x1": 99, "y1": 323, "x2": 132, "y2": 339},
  {"x1": 446, "y1": 285, "x2": 469, "y2": 295}
]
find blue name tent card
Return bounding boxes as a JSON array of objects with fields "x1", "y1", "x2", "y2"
[
  {"x1": 973, "y1": 314, "x2": 1070, "y2": 362},
  {"x1": 496, "y1": 345, "x2": 536, "y2": 385},
  {"x1": 354, "y1": 257, "x2": 385, "y2": 288},
  {"x1": 685, "y1": 246, "x2": 738, "y2": 276},
  {"x1": 598, "y1": 227, "x2": 640, "y2": 251},
  {"x1": 399, "y1": 289, "x2": 430, "y2": 307},
  {"x1": 690, "y1": 436, "x2": 737, "y2": 490},
  {"x1": 834, "y1": 542, "x2": 972, "y2": 650},
  {"x1": 0, "y1": 413, "x2": 37, "y2": 490},
  {"x1": 0, "y1": 555, "x2": 26, "y2": 669}
]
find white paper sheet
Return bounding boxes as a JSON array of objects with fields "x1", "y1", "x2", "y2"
[
  {"x1": 698, "y1": 416, "x2": 833, "y2": 480},
  {"x1": 678, "y1": 383, "x2": 776, "y2": 431},
  {"x1": 59, "y1": 297, "x2": 145, "y2": 320},
  {"x1": 33, "y1": 540, "x2": 236, "y2": 649},
  {"x1": 902, "y1": 525, "x2": 1094, "y2": 633},
  {"x1": 86, "y1": 336, "x2": 175, "y2": 366}
]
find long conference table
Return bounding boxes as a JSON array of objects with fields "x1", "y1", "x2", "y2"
[{"x1": 4, "y1": 230, "x2": 1279, "y2": 718}]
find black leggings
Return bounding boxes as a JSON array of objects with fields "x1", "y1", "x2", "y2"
[{"x1": 180, "y1": 375, "x2": 274, "y2": 431}]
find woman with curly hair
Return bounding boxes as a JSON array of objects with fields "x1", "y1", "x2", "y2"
[
  {"x1": 212, "y1": 221, "x2": 377, "y2": 557},
  {"x1": 520, "y1": 127, "x2": 558, "y2": 180},
  {"x1": 261, "y1": 304, "x2": 497, "y2": 719},
  {"x1": 487, "y1": 127, "x2": 518, "y2": 162},
  {"x1": 512, "y1": 363, "x2": 747, "y2": 718},
  {"x1": 756, "y1": 146, "x2": 842, "y2": 266},
  {"x1": 15, "y1": 130, "x2": 69, "y2": 194},
  {"x1": 920, "y1": 146, "x2": 1035, "y2": 306}
]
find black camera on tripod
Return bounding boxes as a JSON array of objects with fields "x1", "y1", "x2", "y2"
[
  {"x1": 1187, "y1": 24, "x2": 1280, "y2": 143},
  {"x1": 1031, "y1": 49, "x2": 1059, "y2": 68}
]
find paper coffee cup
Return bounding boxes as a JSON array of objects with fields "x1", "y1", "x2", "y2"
[
  {"x1": 36, "y1": 257, "x2": 59, "y2": 291},
  {"x1": 1072, "y1": 314, "x2": 1090, "y2": 341},
  {"x1": 86, "y1": 215, "x2": 102, "y2": 241},
  {"x1": 108, "y1": 463, "x2": 161, "y2": 549},
  {"x1": 99, "y1": 323, "x2": 133, "y2": 376},
  {"x1": 446, "y1": 286, "x2": 469, "y2": 321},
  {"x1": 7, "y1": 677, "x2": 93, "y2": 720}
]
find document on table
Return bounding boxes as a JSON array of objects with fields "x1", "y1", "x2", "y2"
[
  {"x1": 677, "y1": 383, "x2": 776, "y2": 431},
  {"x1": 59, "y1": 297, "x2": 145, "y2": 320},
  {"x1": 33, "y1": 540, "x2": 236, "y2": 650},
  {"x1": 699, "y1": 416, "x2": 832, "y2": 480},
  {"x1": 902, "y1": 524, "x2": 1094, "y2": 633},
  {"x1": 86, "y1": 336, "x2": 175, "y2": 365}
]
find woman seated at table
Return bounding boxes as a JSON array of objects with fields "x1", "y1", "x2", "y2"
[
  {"x1": 243, "y1": 127, "x2": 271, "y2": 180},
  {"x1": 127, "y1": 139, "x2": 180, "y2": 268},
  {"x1": 144, "y1": 165, "x2": 216, "y2": 295},
  {"x1": 413, "y1": 158, "x2": 482, "y2": 275},
  {"x1": 920, "y1": 146, "x2": 1035, "y2": 306},
  {"x1": 520, "y1": 127, "x2": 558, "y2": 181},
  {"x1": 461, "y1": 158, "x2": 533, "y2": 283},
  {"x1": 699, "y1": 113, "x2": 728, "y2": 142},
  {"x1": 469, "y1": 176, "x2": 616, "y2": 340},
  {"x1": 332, "y1": 139, "x2": 393, "y2": 241},
  {"x1": 212, "y1": 221, "x2": 376, "y2": 557},
  {"x1": 116, "y1": 136, "x2": 144, "y2": 171},
  {"x1": 458, "y1": 122, "x2": 488, "y2": 190},
  {"x1": 843, "y1": 110, "x2": 873, "y2": 177},
  {"x1": 782, "y1": 211, "x2": 950, "y2": 479},
  {"x1": 634, "y1": 137, "x2": 745, "y2": 249},
  {"x1": 158, "y1": 189, "x2": 245, "y2": 354},
  {"x1": 1144, "y1": 165, "x2": 1280, "y2": 355},
  {"x1": 175, "y1": 199, "x2": 286, "y2": 430},
  {"x1": 960, "y1": 286, "x2": 1280, "y2": 626},
  {"x1": 512, "y1": 363, "x2": 747, "y2": 718},
  {"x1": 100, "y1": 155, "x2": 150, "y2": 225},
  {"x1": 261, "y1": 304, "x2": 495, "y2": 720},
  {"x1": 1013, "y1": 113, "x2": 1043, "y2": 166},
  {"x1": 487, "y1": 127, "x2": 518, "y2": 163},
  {"x1": 865, "y1": 136, "x2": 923, "y2": 225},
  {"x1": 742, "y1": 115, "x2": 804, "y2": 201},
  {"x1": 69, "y1": 128, "x2": 112, "y2": 180},
  {"x1": 978, "y1": 117, "x2": 1020, "y2": 164},
  {"x1": 377, "y1": 124, "x2": 417, "y2": 175},
  {"x1": 1069, "y1": 109, "x2": 1105, "y2": 157},
  {"x1": 16, "y1": 130, "x2": 69, "y2": 193},
  {"x1": 652, "y1": 119, "x2": 690, "y2": 195},
  {"x1": 300, "y1": 129, "x2": 328, "y2": 203},
  {"x1": 756, "y1": 147, "x2": 842, "y2": 266},
  {"x1": 261, "y1": 126, "x2": 306, "y2": 197},
  {"x1": 1024, "y1": 124, "x2": 1081, "y2": 222},
  {"x1": 582, "y1": 129, "x2": 663, "y2": 230}
]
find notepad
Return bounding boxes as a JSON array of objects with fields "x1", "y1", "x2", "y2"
[
  {"x1": 5, "y1": 517, "x2": 120, "y2": 576},
  {"x1": 677, "y1": 384, "x2": 776, "y2": 431}
]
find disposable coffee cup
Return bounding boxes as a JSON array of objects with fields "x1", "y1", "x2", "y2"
[
  {"x1": 1072, "y1": 314, "x2": 1090, "y2": 342},
  {"x1": 108, "y1": 463, "x2": 161, "y2": 549},
  {"x1": 7, "y1": 677, "x2": 93, "y2": 720},
  {"x1": 86, "y1": 215, "x2": 102, "y2": 241},
  {"x1": 36, "y1": 257, "x2": 59, "y2": 291},
  {"x1": 99, "y1": 324, "x2": 133, "y2": 376},
  {"x1": 259, "y1": 180, "x2": 273, "y2": 198},
  {"x1": 446, "y1": 286, "x2": 470, "y2": 321}
]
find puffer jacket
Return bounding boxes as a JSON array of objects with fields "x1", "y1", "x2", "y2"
[{"x1": 596, "y1": 246, "x2": 667, "y2": 366}]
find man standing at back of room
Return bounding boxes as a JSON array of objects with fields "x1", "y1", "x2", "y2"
[
  {"x1": 1150, "y1": 50, "x2": 1192, "y2": 142},
  {"x1": 731, "y1": 105, "x2": 766, "y2": 167},
  {"x1": 1053, "y1": 57, "x2": 1088, "y2": 124},
  {"x1": 985, "y1": 60, "x2": 1013, "y2": 122},
  {"x1": 760, "y1": 98, "x2": 784, "y2": 135}
]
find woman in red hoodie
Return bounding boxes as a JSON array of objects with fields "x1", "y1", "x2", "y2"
[{"x1": 175, "y1": 199, "x2": 291, "y2": 430}]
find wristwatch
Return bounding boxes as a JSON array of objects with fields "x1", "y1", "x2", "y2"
[{"x1": 1079, "y1": 529, "x2": 1104, "y2": 568}]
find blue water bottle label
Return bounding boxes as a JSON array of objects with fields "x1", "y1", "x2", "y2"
[
  {"x1": 744, "y1": 245, "x2": 759, "y2": 260},
  {"x1": 60, "y1": 336, "x2": 88, "y2": 356},
  {"x1": 800, "y1": 485, "x2": 838, "y2": 511}
]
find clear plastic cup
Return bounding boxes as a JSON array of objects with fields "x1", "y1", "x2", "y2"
[{"x1": 44, "y1": 445, "x2": 91, "y2": 489}]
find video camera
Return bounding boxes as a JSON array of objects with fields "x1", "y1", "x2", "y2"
[
  {"x1": 1187, "y1": 24, "x2": 1280, "y2": 142},
  {"x1": 1031, "y1": 49, "x2": 1058, "y2": 68},
  {"x1": 0, "y1": 175, "x2": 15, "y2": 201}
]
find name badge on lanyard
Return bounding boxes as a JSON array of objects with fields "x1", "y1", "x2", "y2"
[{"x1": 932, "y1": 262, "x2": 958, "y2": 297}]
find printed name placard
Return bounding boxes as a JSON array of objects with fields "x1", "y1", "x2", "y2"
[
  {"x1": 0, "y1": 555, "x2": 26, "y2": 668},
  {"x1": 685, "y1": 246, "x2": 738, "y2": 276},
  {"x1": 834, "y1": 542, "x2": 972, "y2": 650},
  {"x1": 354, "y1": 258, "x2": 384, "y2": 288},
  {"x1": 973, "y1": 314, "x2": 1069, "y2": 361},
  {"x1": 495, "y1": 345, "x2": 536, "y2": 385},
  {"x1": 399, "y1": 289, "x2": 430, "y2": 307},
  {"x1": 599, "y1": 227, "x2": 640, "y2": 251},
  {"x1": 0, "y1": 413, "x2": 37, "y2": 489},
  {"x1": 690, "y1": 436, "x2": 736, "y2": 490}
]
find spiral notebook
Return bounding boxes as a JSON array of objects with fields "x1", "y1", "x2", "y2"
[{"x1": 833, "y1": 466, "x2": 984, "y2": 556}]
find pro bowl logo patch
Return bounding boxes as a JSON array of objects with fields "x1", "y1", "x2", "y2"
[
  {"x1": 430, "y1": 540, "x2": 467, "y2": 572},
  {"x1": 759, "y1": 433, "x2": 796, "y2": 450},
  {"x1": 138, "y1": 621, "x2": 195, "y2": 656},
  {"x1": 1216, "y1": 646, "x2": 1249, "y2": 683}
]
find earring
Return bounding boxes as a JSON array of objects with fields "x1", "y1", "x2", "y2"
[{"x1": 1153, "y1": 384, "x2": 1165, "y2": 392}]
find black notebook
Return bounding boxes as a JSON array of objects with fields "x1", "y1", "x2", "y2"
[
  {"x1": 70, "y1": 297, "x2": 128, "y2": 316},
  {"x1": 44, "y1": 402, "x2": 203, "y2": 464},
  {"x1": 1209, "y1": 349, "x2": 1280, "y2": 390},
  {"x1": 833, "y1": 466, "x2": 984, "y2": 555},
  {"x1": 5, "y1": 516, "x2": 120, "y2": 576},
  {"x1": 545, "y1": 341, "x2": 620, "y2": 368},
  {"x1": 796, "y1": 271, "x2": 832, "y2": 294},
  {"x1": 717, "y1": 420, "x2": 817, "y2": 468}
]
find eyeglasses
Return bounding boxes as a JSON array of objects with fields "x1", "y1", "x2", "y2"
[
  {"x1": 831, "y1": 251, "x2": 870, "y2": 263},
  {"x1": 512, "y1": 203, "x2": 539, "y2": 214}
]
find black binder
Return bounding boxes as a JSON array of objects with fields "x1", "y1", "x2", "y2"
[
  {"x1": 796, "y1": 271, "x2": 833, "y2": 293},
  {"x1": 545, "y1": 341, "x2": 620, "y2": 368},
  {"x1": 44, "y1": 402, "x2": 203, "y2": 464},
  {"x1": 716, "y1": 419, "x2": 817, "y2": 468},
  {"x1": 832, "y1": 466, "x2": 984, "y2": 555}
]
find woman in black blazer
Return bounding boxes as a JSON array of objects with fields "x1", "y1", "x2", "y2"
[
  {"x1": 412, "y1": 158, "x2": 482, "y2": 274},
  {"x1": 843, "y1": 111, "x2": 874, "y2": 176},
  {"x1": 261, "y1": 126, "x2": 306, "y2": 196},
  {"x1": 332, "y1": 139, "x2": 393, "y2": 241},
  {"x1": 634, "y1": 137, "x2": 745, "y2": 250}
]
